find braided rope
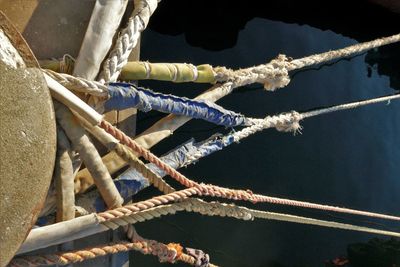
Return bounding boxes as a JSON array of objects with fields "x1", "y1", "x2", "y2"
[
  {"x1": 98, "y1": 0, "x2": 158, "y2": 83},
  {"x1": 43, "y1": 69, "x2": 108, "y2": 97},
  {"x1": 113, "y1": 143, "x2": 175, "y2": 194},
  {"x1": 98, "y1": 119, "x2": 400, "y2": 221}
]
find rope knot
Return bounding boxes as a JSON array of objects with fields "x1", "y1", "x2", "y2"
[
  {"x1": 261, "y1": 54, "x2": 291, "y2": 91},
  {"x1": 273, "y1": 111, "x2": 302, "y2": 134}
]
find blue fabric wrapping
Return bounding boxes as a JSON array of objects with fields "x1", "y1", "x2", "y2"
[
  {"x1": 36, "y1": 133, "x2": 236, "y2": 225},
  {"x1": 104, "y1": 83, "x2": 248, "y2": 127},
  {"x1": 83, "y1": 135, "x2": 236, "y2": 213}
]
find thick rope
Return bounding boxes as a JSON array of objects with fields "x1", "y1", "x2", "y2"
[
  {"x1": 54, "y1": 127, "x2": 75, "y2": 222},
  {"x1": 55, "y1": 102, "x2": 123, "y2": 209},
  {"x1": 98, "y1": 0, "x2": 158, "y2": 83},
  {"x1": 214, "y1": 34, "x2": 400, "y2": 91},
  {"x1": 43, "y1": 69, "x2": 108, "y2": 98}
]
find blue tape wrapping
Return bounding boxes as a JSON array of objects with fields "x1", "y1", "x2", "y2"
[{"x1": 104, "y1": 83, "x2": 248, "y2": 127}]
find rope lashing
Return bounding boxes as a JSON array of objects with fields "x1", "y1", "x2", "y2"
[
  {"x1": 103, "y1": 83, "x2": 251, "y2": 127},
  {"x1": 98, "y1": 0, "x2": 159, "y2": 83},
  {"x1": 214, "y1": 34, "x2": 400, "y2": 91}
]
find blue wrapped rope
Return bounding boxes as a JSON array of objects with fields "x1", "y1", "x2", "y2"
[{"x1": 104, "y1": 83, "x2": 250, "y2": 127}]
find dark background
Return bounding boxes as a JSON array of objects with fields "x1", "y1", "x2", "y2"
[{"x1": 131, "y1": 1, "x2": 400, "y2": 266}]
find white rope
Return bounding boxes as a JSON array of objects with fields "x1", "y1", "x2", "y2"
[
  {"x1": 98, "y1": 0, "x2": 159, "y2": 83},
  {"x1": 236, "y1": 94, "x2": 400, "y2": 140},
  {"x1": 214, "y1": 34, "x2": 400, "y2": 91}
]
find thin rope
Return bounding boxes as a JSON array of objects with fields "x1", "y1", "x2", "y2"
[
  {"x1": 300, "y1": 94, "x2": 400, "y2": 119},
  {"x1": 98, "y1": 0, "x2": 159, "y2": 83}
]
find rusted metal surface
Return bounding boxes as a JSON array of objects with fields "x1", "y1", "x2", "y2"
[{"x1": 0, "y1": 12, "x2": 56, "y2": 266}]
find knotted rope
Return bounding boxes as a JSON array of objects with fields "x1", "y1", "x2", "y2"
[{"x1": 214, "y1": 34, "x2": 400, "y2": 91}]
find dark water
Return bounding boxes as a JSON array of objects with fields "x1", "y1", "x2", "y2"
[{"x1": 132, "y1": 18, "x2": 399, "y2": 266}]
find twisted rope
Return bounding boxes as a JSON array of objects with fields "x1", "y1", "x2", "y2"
[
  {"x1": 9, "y1": 240, "x2": 215, "y2": 267},
  {"x1": 287, "y1": 34, "x2": 400, "y2": 70},
  {"x1": 98, "y1": 119, "x2": 400, "y2": 221},
  {"x1": 10, "y1": 225, "x2": 216, "y2": 267},
  {"x1": 111, "y1": 199, "x2": 400, "y2": 237},
  {"x1": 98, "y1": 0, "x2": 158, "y2": 83},
  {"x1": 214, "y1": 34, "x2": 400, "y2": 91},
  {"x1": 43, "y1": 69, "x2": 108, "y2": 98},
  {"x1": 97, "y1": 182, "x2": 400, "y2": 228}
]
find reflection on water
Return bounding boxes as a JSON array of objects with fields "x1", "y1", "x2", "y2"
[{"x1": 133, "y1": 18, "x2": 400, "y2": 267}]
